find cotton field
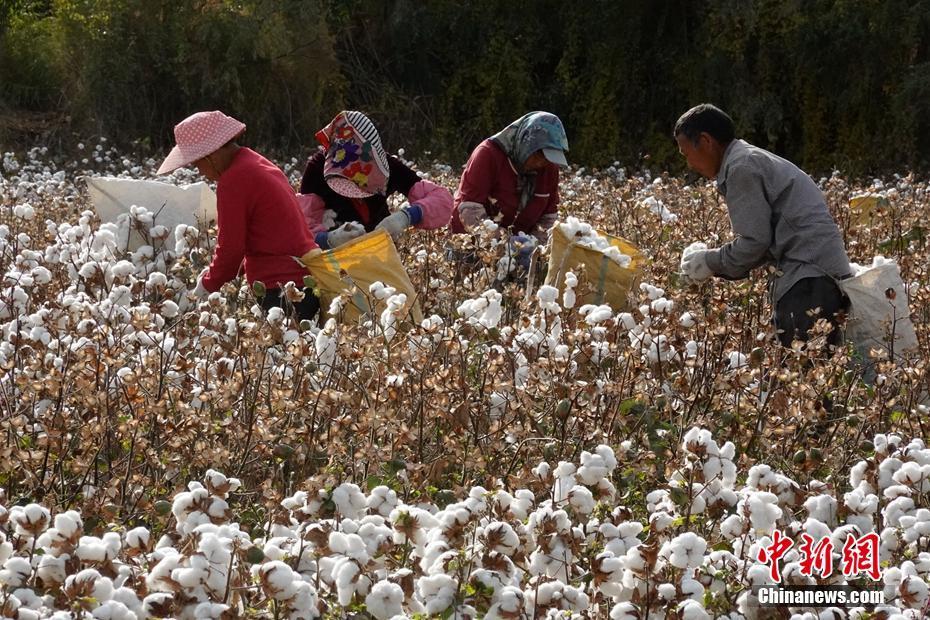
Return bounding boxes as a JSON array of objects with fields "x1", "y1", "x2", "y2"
[{"x1": 0, "y1": 143, "x2": 928, "y2": 618}]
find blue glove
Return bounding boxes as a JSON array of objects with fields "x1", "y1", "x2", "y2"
[
  {"x1": 509, "y1": 234, "x2": 536, "y2": 269},
  {"x1": 315, "y1": 222, "x2": 365, "y2": 249}
]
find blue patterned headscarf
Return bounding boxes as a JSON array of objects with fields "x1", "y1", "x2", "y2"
[
  {"x1": 490, "y1": 111, "x2": 568, "y2": 166},
  {"x1": 490, "y1": 111, "x2": 569, "y2": 210}
]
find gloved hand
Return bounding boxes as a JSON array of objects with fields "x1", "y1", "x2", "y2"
[
  {"x1": 509, "y1": 234, "x2": 536, "y2": 270},
  {"x1": 458, "y1": 201, "x2": 487, "y2": 230},
  {"x1": 375, "y1": 209, "x2": 411, "y2": 241},
  {"x1": 326, "y1": 222, "x2": 366, "y2": 248},
  {"x1": 192, "y1": 268, "x2": 210, "y2": 299},
  {"x1": 680, "y1": 243, "x2": 713, "y2": 282}
]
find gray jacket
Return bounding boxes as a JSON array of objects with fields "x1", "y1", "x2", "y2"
[{"x1": 705, "y1": 140, "x2": 851, "y2": 302}]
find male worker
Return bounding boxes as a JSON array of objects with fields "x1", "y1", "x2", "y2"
[{"x1": 674, "y1": 104, "x2": 852, "y2": 346}]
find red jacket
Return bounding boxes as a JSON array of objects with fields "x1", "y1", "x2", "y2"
[
  {"x1": 448, "y1": 139, "x2": 560, "y2": 234},
  {"x1": 202, "y1": 148, "x2": 316, "y2": 292}
]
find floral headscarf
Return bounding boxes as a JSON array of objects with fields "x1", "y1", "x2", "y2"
[
  {"x1": 490, "y1": 111, "x2": 569, "y2": 210},
  {"x1": 315, "y1": 111, "x2": 390, "y2": 198}
]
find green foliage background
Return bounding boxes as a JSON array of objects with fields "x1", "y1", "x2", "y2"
[{"x1": 2, "y1": 0, "x2": 930, "y2": 174}]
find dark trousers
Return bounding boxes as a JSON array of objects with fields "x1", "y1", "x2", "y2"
[
  {"x1": 260, "y1": 287, "x2": 320, "y2": 323},
  {"x1": 774, "y1": 276, "x2": 848, "y2": 347}
]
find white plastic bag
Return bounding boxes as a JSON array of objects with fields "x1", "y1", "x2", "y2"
[
  {"x1": 839, "y1": 258, "x2": 918, "y2": 362},
  {"x1": 86, "y1": 176, "x2": 217, "y2": 250}
]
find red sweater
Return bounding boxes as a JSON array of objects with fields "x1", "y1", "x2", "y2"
[
  {"x1": 202, "y1": 148, "x2": 316, "y2": 292},
  {"x1": 448, "y1": 139, "x2": 560, "y2": 234}
]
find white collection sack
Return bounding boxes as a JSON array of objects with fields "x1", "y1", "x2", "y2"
[
  {"x1": 86, "y1": 176, "x2": 217, "y2": 251},
  {"x1": 839, "y1": 257, "x2": 919, "y2": 363}
]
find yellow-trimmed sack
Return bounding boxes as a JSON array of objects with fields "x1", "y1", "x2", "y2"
[
  {"x1": 544, "y1": 223, "x2": 645, "y2": 311},
  {"x1": 298, "y1": 229, "x2": 423, "y2": 323}
]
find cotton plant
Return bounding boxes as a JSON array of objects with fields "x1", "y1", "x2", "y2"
[
  {"x1": 0, "y1": 430, "x2": 930, "y2": 616},
  {"x1": 457, "y1": 289, "x2": 503, "y2": 330},
  {"x1": 2, "y1": 146, "x2": 930, "y2": 618}
]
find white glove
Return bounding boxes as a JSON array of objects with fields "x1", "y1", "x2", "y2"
[
  {"x1": 375, "y1": 208, "x2": 411, "y2": 240},
  {"x1": 192, "y1": 268, "x2": 210, "y2": 299},
  {"x1": 458, "y1": 201, "x2": 487, "y2": 230},
  {"x1": 327, "y1": 222, "x2": 366, "y2": 248},
  {"x1": 680, "y1": 243, "x2": 713, "y2": 282}
]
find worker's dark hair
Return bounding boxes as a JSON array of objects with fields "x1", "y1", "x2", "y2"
[{"x1": 674, "y1": 104, "x2": 736, "y2": 145}]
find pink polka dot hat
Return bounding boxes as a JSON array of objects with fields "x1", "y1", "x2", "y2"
[{"x1": 156, "y1": 111, "x2": 246, "y2": 175}]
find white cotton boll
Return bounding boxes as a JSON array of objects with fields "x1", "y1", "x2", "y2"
[
  {"x1": 369, "y1": 281, "x2": 396, "y2": 301},
  {"x1": 259, "y1": 561, "x2": 299, "y2": 600},
  {"x1": 146, "y1": 272, "x2": 168, "y2": 289},
  {"x1": 639, "y1": 283, "x2": 665, "y2": 300},
  {"x1": 746, "y1": 492, "x2": 782, "y2": 534},
  {"x1": 487, "y1": 585, "x2": 524, "y2": 616},
  {"x1": 110, "y1": 260, "x2": 135, "y2": 280},
  {"x1": 193, "y1": 602, "x2": 230, "y2": 619},
  {"x1": 54, "y1": 511, "x2": 83, "y2": 538},
  {"x1": 893, "y1": 462, "x2": 930, "y2": 491},
  {"x1": 610, "y1": 602, "x2": 640, "y2": 620},
  {"x1": 657, "y1": 582, "x2": 677, "y2": 600},
  {"x1": 615, "y1": 312, "x2": 637, "y2": 331},
  {"x1": 36, "y1": 553, "x2": 67, "y2": 585},
  {"x1": 417, "y1": 574, "x2": 458, "y2": 614},
  {"x1": 568, "y1": 486, "x2": 596, "y2": 515},
  {"x1": 0, "y1": 557, "x2": 32, "y2": 587},
  {"x1": 579, "y1": 304, "x2": 613, "y2": 325},
  {"x1": 159, "y1": 300, "x2": 179, "y2": 318},
  {"x1": 645, "y1": 334, "x2": 678, "y2": 364},
  {"x1": 91, "y1": 600, "x2": 137, "y2": 620},
  {"x1": 602, "y1": 246, "x2": 632, "y2": 267},
  {"x1": 266, "y1": 306, "x2": 285, "y2": 324},
  {"x1": 365, "y1": 580, "x2": 405, "y2": 620},
  {"x1": 108, "y1": 285, "x2": 132, "y2": 307},
  {"x1": 13, "y1": 203, "x2": 36, "y2": 220},
  {"x1": 677, "y1": 599, "x2": 710, "y2": 620},
  {"x1": 804, "y1": 495, "x2": 838, "y2": 526},
  {"x1": 126, "y1": 526, "x2": 152, "y2": 550},
  {"x1": 31, "y1": 266, "x2": 52, "y2": 285},
  {"x1": 328, "y1": 294, "x2": 348, "y2": 316},
  {"x1": 728, "y1": 351, "x2": 747, "y2": 370},
  {"x1": 663, "y1": 532, "x2": 707, "y2": 570},
  {"x1": 536, "y1": 285, "x2": 558, "y2": 305},
  {"x1": 149, "y1": 224, "x2": 169, "y2": 239},
  {"x1": 679, "y1": 311, "x2": 696, "y2": 328},
  {"x1": 332, "y1": 483, "x2": 367, "y2": 520},
  {"x1": 650, "y1": 297, "x2": 674, "y2": 314},
  {"x1": 12, "y1": 503, "x2": 51, "y2": 536},
  {"x1": 367, "y1": 486, "x2": 398, "y2": 517},
  {"x1": 884, "y1": 497, "x2": 915, "y2": 527},
  {"x1": 879, "y1": 458, "x2": 905, "y2": 491},
  {"x1": 315, "y1": 318, "x2": 338, "y2": 368},
  {"x1": 899, "y1": 575, "x2": 929, "y2": 609},
  {"x1": 458, "y1": 289, "x2": 503, "y2": 329},
  {"x1": 334, "y1": 558, "x2": 367, "y2": 606},
  {"x1": 67, "y1": 569, "x2": 113, "y2": 602}
]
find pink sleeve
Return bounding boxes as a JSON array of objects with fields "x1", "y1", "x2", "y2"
[
  {"x1": 296, "y1": 192, "x2": 328, "y2": 234},
  {"x1": 407, "y1": 179, "x2": 453, "y2": 229}
]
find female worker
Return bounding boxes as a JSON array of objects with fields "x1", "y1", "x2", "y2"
[
  {"x1": 448, "y1": 111, "x2": 569, "y2": 243},
  {"x1": 157, "y1": 110, "x2": 320, "y2": 321},
  {"x1": 297, "y1": 110, "x2": 452, "y2": 248}
]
